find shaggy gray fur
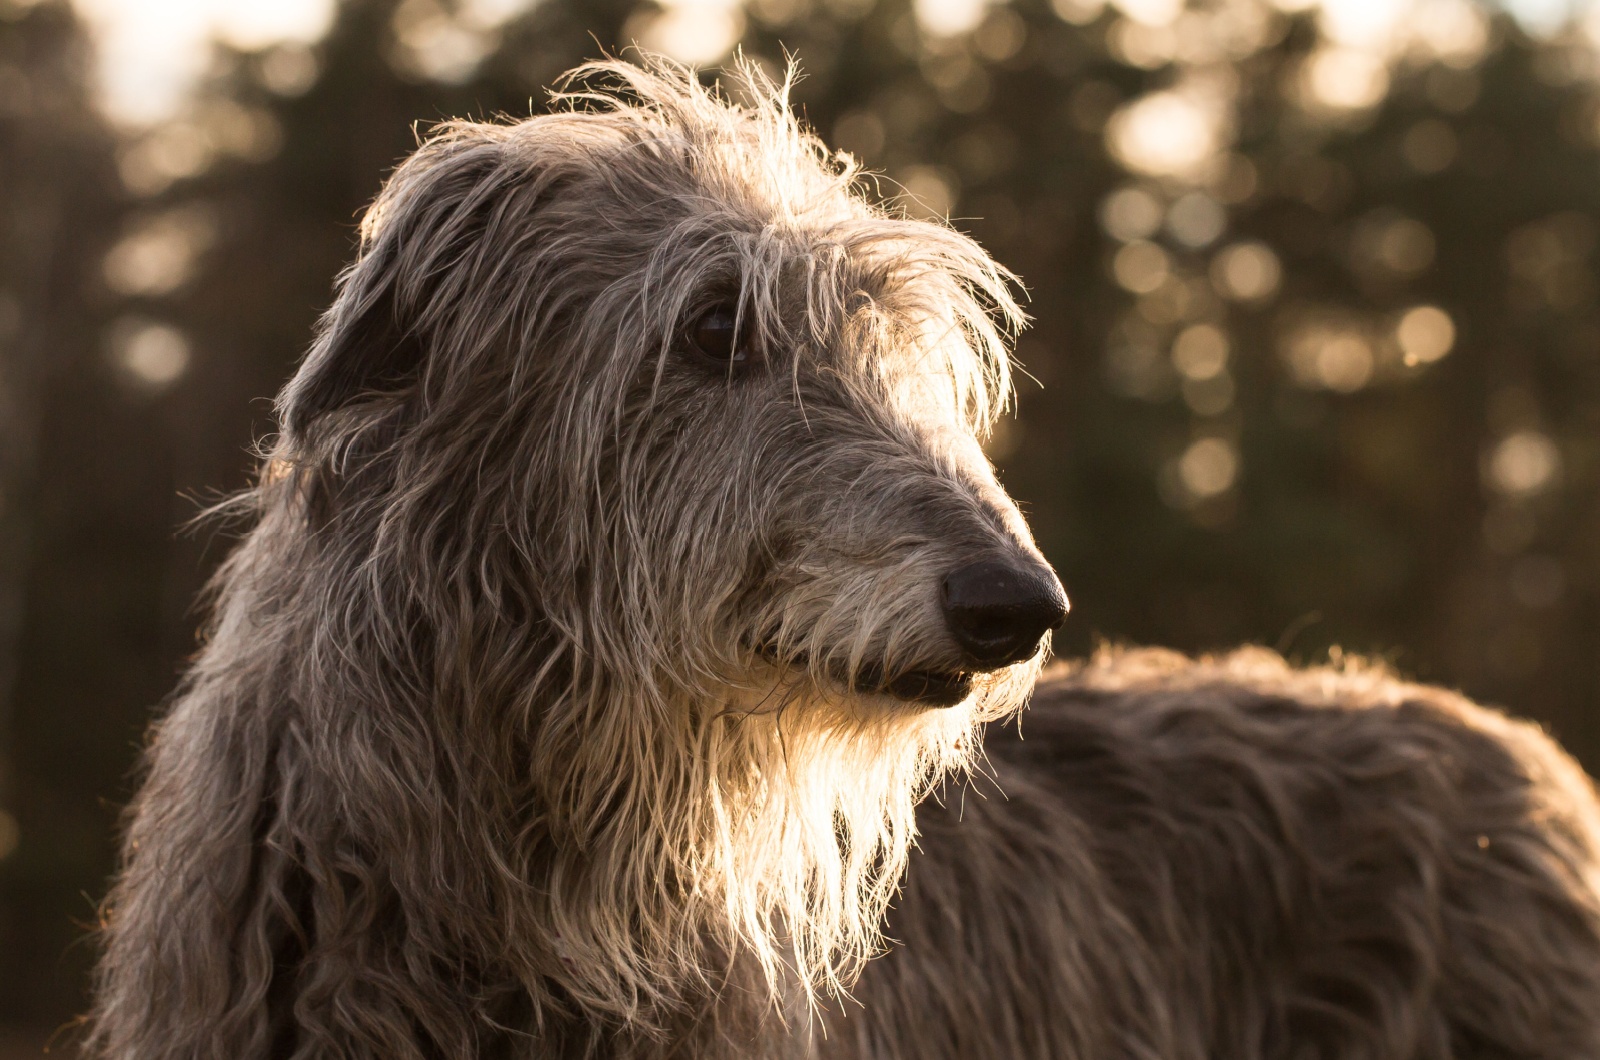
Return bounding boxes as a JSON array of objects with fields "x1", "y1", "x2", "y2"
[
  {"x1": 840, "y1": 648, "x2": 1600, "y2": 1059},
  {"x1": 87, "y1": 58, "x2": 1600, "y2": 1059}
]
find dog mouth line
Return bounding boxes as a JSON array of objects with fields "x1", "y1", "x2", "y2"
[{"x1": 755, "y1": 647, "x2": 975, "y2": 708}]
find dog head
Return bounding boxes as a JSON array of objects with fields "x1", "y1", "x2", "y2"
[
  {"x1": 271, "y1": 56, "x2": 1065, "y2": 1010},
  {"x1": 279, "y1": 58, "x2": 1062, "y2": 722}
]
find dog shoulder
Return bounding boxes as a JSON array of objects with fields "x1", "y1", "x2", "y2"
[
  {"x1": 914, "y1": 645, "x2": 1600, "y2": 1058},
  {"x1": 1006, "y1": 645, "x2": 1596, "y2": 823},
  {"x1": 985, "y1": 646, "x2": 1600, "y2": 888}
]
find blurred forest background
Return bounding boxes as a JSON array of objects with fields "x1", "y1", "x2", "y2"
[{"x1": 3, "y1": 0, "x2": 1600, "y2": 1046}]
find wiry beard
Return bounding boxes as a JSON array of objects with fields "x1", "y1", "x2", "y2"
[
  {"x1": 702, "y1": 660, "x2": 1044, "y2": 1003},
  {"x1": 529, "y1": 649, "x2": 1044, "y2": 1027}
]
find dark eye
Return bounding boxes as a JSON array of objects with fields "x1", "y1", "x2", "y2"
[{"x1": 687, "y1": 303, "x2": 756, "y2": 367}]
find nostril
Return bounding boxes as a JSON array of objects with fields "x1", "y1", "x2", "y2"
[{"x1": 941, "y1": 559, "x2": 1070, "y2": 669}]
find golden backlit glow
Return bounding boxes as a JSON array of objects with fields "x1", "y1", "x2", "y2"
[
  {"x1": 66, "y1": 0, "x2": 1574, "y2": 132},
  {"x1": 57, "y1": 0, "x2": 1600, "y2": 566},
  {"x1": 1107, "y1": 19, "x2": 1177, "y2": 68},
  {"x1": 72, "y1": 0, "x2": 335, "y2": 125},
  {"x1": 1316, "y1": 0, "x2": 1404, "y2": 50}
]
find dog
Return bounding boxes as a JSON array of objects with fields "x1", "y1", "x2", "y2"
[{"x1": 87, "y1": 58, "x2": 1600, "y2": 1059}]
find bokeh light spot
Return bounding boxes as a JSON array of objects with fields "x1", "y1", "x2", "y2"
[
  {"x1": 898, "y1": 165, "x2": 959, "y2": 220},
  {"x1": 1178, "y1": 437, "x2": 1239, "y2": 498},
  {"x1": 1108, "y1": 18, "x2": 1178, "y2": 68},
  {"x1": 1112, "y1": 240, "x2": 1171, "y2": 294},
  {"x1": 1050, "y1": 0, "x2": 1107, "y2": 25},
  {"x1": 1172, "y1": 323, "x2": 1229, "y2": 380},
  {"x1": 1411, "y1": 0, "x2": 1490, "y2": 66},
  {"x1": 633, "y1": 0, "x2": 745, "y2": 65},
  {"x1": 1317, "y1": 0, "x2": 1403, "y2": 49},
  {"x1": 1395, "y1": 305, "x2": 1456, "y2": 365},
  {"x1": 1210, "y1": 241, "x2": 1281, "y2": 302},
  {"x1": 107, "y1": 317, "x2": 191, "y2": 390},
  {"x1": 1106, "y1": 89, "x2": 1222, "y2": 181},
  {"x1": 1486, "y1": 430, "x2": 1562, "y2": 498},
  {"x1": 75, "y1": 0, "x2": 334, "y2": 124},
  {"x1": 103, "y1": 206, "x2": 216, "y2": 297},
  {"x1": 1314, "y1": 334, "x2": 1372, "y2": 391},
  {"x1": 117, "y1": 123, "x2": 212, "y2": 195},
  {"x1": 258, "y1": 42, "x2": 320, "y2": 96},
  {"x1": 1350, "y1": 209, "x2": 1435, "y2": 281},
  {"x1": 1283, "y1": 322, "x2": 1375, "y2": 392},
  {"x1": 914, "y1": 0, "x2": 989, "y2": 37},
  {"x1": 214, "y1": 0, "x2": 335, "y2": 50},
  {"x1": 1300, "y1": 46, "x2": 1389, "y2": 113},
  {"x1": 973, "y1": 7, "x2": 1027, "y2": 60},
  {"x1": 1100, "y1": 185, "x2": 1164, "y2": 243},
  {"x1": 1167, "y1": 191, "x2": 1227, "y2": 248},
  {"x1": 1112, "y1": 0, "x2": 1182, "y2": 27}
]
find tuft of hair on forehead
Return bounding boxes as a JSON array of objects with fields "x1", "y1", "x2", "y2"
[
  {"x1": 338, "y1": 54, "x2": 1025, "y2": 442},
  {"x1": 551, "y1": 55, "x2": 845, "y2": 216},
  {"x1": 547, "y1": 53, "x2": 1028, "y2": 428}
]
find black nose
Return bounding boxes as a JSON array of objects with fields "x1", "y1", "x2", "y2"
[{"x1": 941, "y1": 559, "x2": 1069, "y2": 669}]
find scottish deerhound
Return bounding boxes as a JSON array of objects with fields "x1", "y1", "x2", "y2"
[{"x1": 88, "y1": 60, "x2": 1600, "y2": 1059}]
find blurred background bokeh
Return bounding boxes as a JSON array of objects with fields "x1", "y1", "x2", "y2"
[{"x1": 2, "y1": 0, "x2": 1599, "y2": 1047}]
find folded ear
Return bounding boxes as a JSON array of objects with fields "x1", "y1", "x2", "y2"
[
  {"x1": 277, "y1": 131, "x2": 509, "y2": 442},
  {"x1": 278, "y1": 239, "x2": 416, "y2": 440}
]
